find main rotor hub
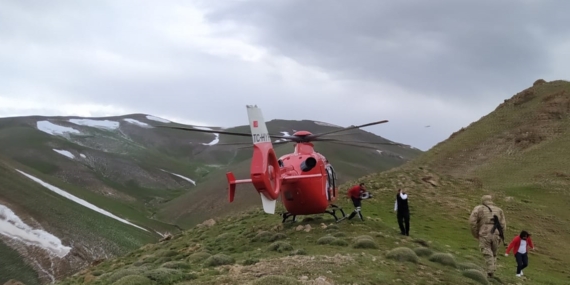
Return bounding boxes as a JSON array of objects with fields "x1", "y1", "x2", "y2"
[{"x1": 292, "y1": 130, "x2": 312, "y2": 136}]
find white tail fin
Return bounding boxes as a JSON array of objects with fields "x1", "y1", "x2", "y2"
[
  {"x1": 246, "y1": 105, "x2": 272, "y2": 145},
  {"x1": 260, "y1": 193, "x2": 277, "y2": 214}
]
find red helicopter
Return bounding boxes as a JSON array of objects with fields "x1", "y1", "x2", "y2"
[{"x1": 160, "y1": 105, "x2": 407, "y2": 223}]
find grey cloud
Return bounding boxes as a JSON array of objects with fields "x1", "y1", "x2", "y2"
[
  {"x1": 1, "y1": 0, "x2": 568, "y2": 151},
  {"x1": 204, "y1": 0, "x2": 570, "y2": 105}
]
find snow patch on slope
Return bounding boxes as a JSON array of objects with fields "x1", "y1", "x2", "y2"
[
  {"x1": 80, "y1": 154, "x2": 86, "y2": 158},
  {"x1": 15, "y1": 170, "x2": 148, "y2": 232},
  {"x1": 123, "y1": 118, "x2": 152, "y2": 128},
  {"x1": 146, "y1": 115, "x2": 170, "y2": 123},
  {"x1": 69, "y1": 118, "x2": 119, "y2": 130},
  {"x1": 376, "y1": 150, "x2": 383, "y2": 154},
  {"x1": 0, "y1": 203, "x2": 71, "y2": 258},
  {"x1": 53, "y1": 149, "x2": 75, "y2": 159},
  {"x1": 314, "y1": 121, "x2": 342, "y2": 128},
  {"x1": 194, "y1": 126, "x2": 219, "y2": 146},
  {"x1": 160, "y1": 169, "x2": 196, "y2": 186},
  {"x1": 36, "y1": 121, "x2": 81, "y2": 136}
]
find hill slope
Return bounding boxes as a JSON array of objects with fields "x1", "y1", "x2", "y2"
[
  {"x1": 0, "y1": 114, "x2": 420, "y2": 284},
  {"x1": 57, "y1": 79, "x2": 570, "y2": 285}
]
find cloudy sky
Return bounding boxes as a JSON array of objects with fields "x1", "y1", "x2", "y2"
[{"x1": 1, "y1": 0, "x2": 568, "y2": 150}]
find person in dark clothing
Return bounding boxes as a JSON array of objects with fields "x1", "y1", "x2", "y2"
[
  {"x1": 347, "y1": 183, "x2": 366, "y2": 221},
  {"x1": 394, "y1": 188, "x2": 410, "y2": 236}
]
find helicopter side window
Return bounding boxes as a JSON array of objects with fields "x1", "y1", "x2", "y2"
[{"x1": 325, "y1": 165, "x2": 336, "y2": 201}]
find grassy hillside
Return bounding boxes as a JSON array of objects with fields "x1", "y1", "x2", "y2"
[
  {"x1": 58, "y1": 167, "x2": 554, "y2": 285},
  {"x1": 0, "y1": 113, "x2": 418, "y2": 284},
  {"x1": 56, "y1": 79, "x2": 570, "y2": 285}
]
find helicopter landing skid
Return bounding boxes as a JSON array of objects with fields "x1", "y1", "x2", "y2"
[
  {"x1": 326, "y1": 204, "x2": 346, "y2": 222},
  {"x1": 281, "y1": 212, "x2": 297, "y2": 223}
]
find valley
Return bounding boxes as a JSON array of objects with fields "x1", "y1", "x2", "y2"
[{"x1": 0, "y1": 113, "x2": 418, "y2": 284}]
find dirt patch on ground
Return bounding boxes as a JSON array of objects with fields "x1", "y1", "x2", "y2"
[
  {"x1": 220, "y1": 254, "x2": 355, "y2": 284},
  {"x1": 539, "y1": 90, "x2": 570, "y2": 120}
]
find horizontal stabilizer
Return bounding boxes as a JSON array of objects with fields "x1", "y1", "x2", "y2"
[{"x1": 260, "y1": 193, "x2": 276, "y2": 214}]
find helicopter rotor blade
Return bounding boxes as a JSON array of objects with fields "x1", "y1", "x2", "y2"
[
  {"x1": 155, "y1": 125, "x2": 289, "y2": 139},
  {"x1": 312, "y1": 137, "x2": 409, "y2": 147},
  {"x1": 231, "y1": 140, "x2": 292, "y2": 150},
  {"x1": 319, "y1": 140, "x2": 391, "y2": 150},
  {"x1": 201, "y1": 140, "x2": 293, "y2": 146},
  {"x1": 307, "y1": 120, "x2": 389, "y2": 139}
]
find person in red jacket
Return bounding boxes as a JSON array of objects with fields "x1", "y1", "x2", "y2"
[
  {"x1": 505, "y1": 230, "x2": 535, "y2": 277},
  {"x1": 346, "y1": 183, "x2": 366, "y2": 221}
]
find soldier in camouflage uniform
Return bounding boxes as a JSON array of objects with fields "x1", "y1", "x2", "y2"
[{"x1": 469, "y1": 195, "x2": 507, "y2": 278}]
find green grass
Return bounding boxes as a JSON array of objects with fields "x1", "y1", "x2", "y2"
[
  {"x1": 58, "y1": 163, "x2": 569, "y2": 284},
  {"x1": 0, "y1": 241, "x2": 41, "y2": 285},
  {"x1": 38, "y1": 80, "x2": 570, "y2": 284}
]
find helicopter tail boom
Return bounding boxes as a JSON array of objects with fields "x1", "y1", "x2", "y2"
[
  {"x1": 226, "y1": 172, "x2": 251, "y2": 203},
  {"x1": 281, "y1": 174, "x2": 322, "y2": 183},
  {"x1": 248, "y1": 105, "x2": 282, "y2": 214},
  {"x1": 223, "y1": 105, "x2": 283, "y2": 214}
]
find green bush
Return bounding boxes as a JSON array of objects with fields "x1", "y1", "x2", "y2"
[
  {"x1": 242, "y1": 257, "x2": 260, "y2": 265},
  {"x1": 203, "y1": 254, "x2": 235, "y2": 267},
  {"x1": 386, "y1": 247, "x2": 419, "y2": 263},
  {"x1": 107, "y1": 268, "x2": 142, "y2": 283},
  {"x1": 269, "y1": 233, "x2": 287, "y2": 242},
  {"x1": 161, "y1": 261, "x2": 191, "y2": 270},
  {"x1": 160, "y1": 250, "x2": 178, "y2": 257},
  {"x1": 458, "y1": 262, "x2": 483, "y2": 271},
  {"x1": 428, "y1": 253, "x2": 457, "y2": 268},
  {"x1": 413, "y1": 247, "x2": 433, "y2": 257},
  {"x1": 144, "y1": 268, "x2": 196, "y2": 284},
  {"x1": 317, "y1": 235, "x2": 336, "y2": 245},
  {"x1": 187, "y1": 252, "x2": 211, "y2": 263},
  {"x1": 267, "y1": 241, "x2": 293, "y2": 252},
  {"x1": 461, "y1": 269, "x2": 489, "y2": 285},
  {"x1": 251, "y1": 231, "x2": 273, "y2": 242},
  {"x1": 112, "y1": 275, "x2": 153, "y2": 285},
  {"x1": 289, "y1": 249, "x2": 307, "y2": 256},
  {"x1": 331, "y1": 239, "x2": 348, "y2": 247},
  {"x1": 352, "y1": 235, "x2": 378, "y2": 249}
]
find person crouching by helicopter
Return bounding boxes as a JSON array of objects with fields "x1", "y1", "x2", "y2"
[{"x1": 347, "y1": 183, "x2": 367, "y2": 221}]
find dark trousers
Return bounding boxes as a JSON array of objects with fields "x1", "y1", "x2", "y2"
[
  {"x1": 515, "y1": 252, "x2": 528, "y2": 274},
  {"x1": 397, "y1": 211, "x2": 410, "y2": 236},
  {"x1": 348, "y1": 197, "x2": 363, "y2": 220}
]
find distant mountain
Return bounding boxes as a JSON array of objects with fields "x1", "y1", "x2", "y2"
[{"x1": 0, "y1": 113, "x2": 421, "y2": 284}]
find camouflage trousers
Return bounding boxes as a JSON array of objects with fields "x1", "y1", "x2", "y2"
[{"x1": 478, "y1": 234, "x2": 502, "y2": 274}]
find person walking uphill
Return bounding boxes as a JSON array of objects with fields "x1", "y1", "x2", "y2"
[
  {"x1": 394, "y1": 189, "x2": 410, "y2": 236},
  {"x1": 347, "y1": 183, "x2": 366, "y2": 221},
  {"x1": 505, "y1": 230, "x2": 535, "y2": 277},
  {"x1": 469, "y1": 195, "x2": 507, "y2": 279}
]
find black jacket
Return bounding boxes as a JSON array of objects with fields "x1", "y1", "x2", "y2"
[{"x1": 395, "y1": 193, "x2": 409, "y2": 214}]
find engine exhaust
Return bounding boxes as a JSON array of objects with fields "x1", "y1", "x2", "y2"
[{"x1": 300, "y1": 157, "x2": 317, "y2": 172}]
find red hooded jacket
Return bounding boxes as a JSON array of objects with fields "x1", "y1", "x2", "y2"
[
  {"x1": 347, "y1": 185, "x2": 362, "y2": 199},
  {"x1": 505, "y1": 235, "x2": 534, "y2": 255}
]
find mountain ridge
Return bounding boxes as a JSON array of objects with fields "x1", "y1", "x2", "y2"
[
  {"x1": 0, "y1": 112, "x2": 420, "y2": 284},
  {"x1": 53, "y1": 79, "x2": 570, "y2": 285}
]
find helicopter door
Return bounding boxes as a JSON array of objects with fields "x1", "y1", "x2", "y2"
[
  {"x1": 325, "y1": 165, "x2": 336, "y2": 201},
  {"x1": 327, "y1": 165, "x2": 336, "y2": 198}
]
